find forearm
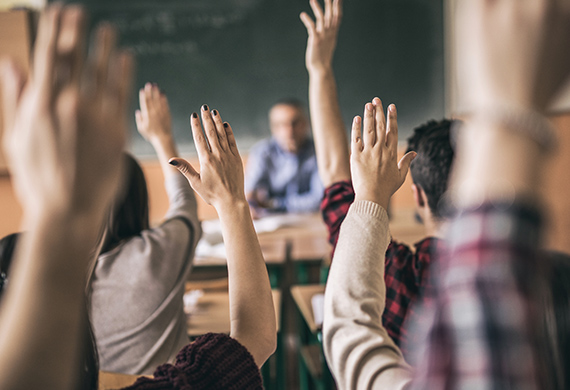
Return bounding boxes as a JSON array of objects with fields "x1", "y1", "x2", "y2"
[
  {"x1": 150, "y1": 134, "x2": 180, "y2": 180},
  {"x1": 323, "y1": 200, "x2": 412, "y2": 390},
  {"x1": 217, "y1": 201, "x2": 276, "y2": 367},
  {"x1": 308, "y1": 68, "x2": 350, "y2": 187},
  {"x1": 0, "y1": 209, "x2": 103, "y2": 389}
]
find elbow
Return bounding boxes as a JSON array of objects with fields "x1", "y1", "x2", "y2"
[{"x1": 256, "y1": 328, "x2": 277, "y2": 367}]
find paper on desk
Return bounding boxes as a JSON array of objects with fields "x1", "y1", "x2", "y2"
[
  {"x1": 253, "y1": 213, "x2": 313, "y2": 233},
  {"x1": 311, "y1": 293, "x2": 325, "y2": 327},
  {"x1": 196, "y1": 214, "x2": 314, "y2": 259}
]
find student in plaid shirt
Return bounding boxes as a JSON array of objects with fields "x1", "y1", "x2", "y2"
[
  {"x1": 301, "y1": 0, "x2": 456, "y2": 352},
  {"x1": 314, "y1": 0, "x2": 570, "y2": 389}
]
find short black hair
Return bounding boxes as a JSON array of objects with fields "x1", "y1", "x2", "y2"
[
  {"x1": 406, "y1": 119, "x2": 460, "y2": 219},
  {"x1": 271, "y1": 97, "x2": 306, "y2": 111}
]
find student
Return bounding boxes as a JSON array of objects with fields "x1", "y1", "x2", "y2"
[
  {"x1": 90, "y1": 84, "x2": 202, "y2": 375},
  {"x1": 300, "y1": 0, "x2": 451, "y2": 350},
  {"x1": 322, "y1": 0, "x2": 570, "y2": 389},
  {"x1": 245, "y1": 99, "x2": 323, "y2": 216},
  {"x1": 0, "y1": 5, "x2": 275, "y2": 389}
]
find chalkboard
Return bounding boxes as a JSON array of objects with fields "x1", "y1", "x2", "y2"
[{"x1": 55, "y1": 0, "x2": 444, "y2": 157}]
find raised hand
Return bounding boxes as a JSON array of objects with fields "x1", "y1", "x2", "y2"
[
  {"x1": 169, "y1": 106, "x2": 245, "y2": 212},
  {"x1": 300, "y1": 0, "x2": 343, "y2": 73},
  {"x1": 135, "y1": 82, "x2": 172, "y2": 142},
  {"x1": 350, "y1": 98, "x2": 416, "y2": 210},
  {"x1": 1, "y1": 6, "x2": 133, "y2": 218}
]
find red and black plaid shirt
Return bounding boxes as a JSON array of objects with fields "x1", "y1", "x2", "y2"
[{"x1": 320, "y1": 180, "x2": 445, "y2": 354}]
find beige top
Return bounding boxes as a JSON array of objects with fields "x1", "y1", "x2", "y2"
[
  {"x1": 91, "y1": 174, "x2": 201, "y2": 375},
  {"x1": 323, "y1": 200, "x2": 413, "y2": 389}
]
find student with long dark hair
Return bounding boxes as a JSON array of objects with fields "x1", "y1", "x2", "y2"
[{"x1": 90, "y1": 83, "x2": 202, "y2": 376}]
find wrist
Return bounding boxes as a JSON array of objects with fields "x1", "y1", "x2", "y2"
[
  {"x1": 308, "y1": 65, "x2": 334, "y2": 78},
  {"x1": 216, "y1": 199, "x2": 250, "y2": 220},
  {"x1": 354, "y1": 193, "x2": 389, "y2": 212}
]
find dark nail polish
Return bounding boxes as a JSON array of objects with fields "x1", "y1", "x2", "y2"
[
  {"x1": 223, "y1": 122, "x2": 229, "y2": 128},
  {"x1": 192, "y1": 112, "x2": 198, "y2": 118},
  {"x1": 212, "y1": 109, "x2": 218, "y2": 116},
  {"x1": 202, "y1": 104, "x2": 208, "y2": 111},
  {"x1": 168, "y1": 160, "x2": 179, "y2": 166}
]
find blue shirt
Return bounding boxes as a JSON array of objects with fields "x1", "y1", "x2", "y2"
[{"x1": 245, "y1": 137, "x2": 323, "y2": 213}]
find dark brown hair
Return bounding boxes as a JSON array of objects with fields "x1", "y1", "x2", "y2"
[{"x1": 101, "y1": 153, "x2": 150, "y2": 254}]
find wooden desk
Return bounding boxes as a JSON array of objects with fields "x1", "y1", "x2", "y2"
[
  {"x1": 290, "y1": 284, "x2": 325, "y2": 333},
  {"x1": 187, "y1": 289, "x2": 281, "y2": 337},
  {"x1": 98, "y1": 371, "x2": 141, "y2": 389}
]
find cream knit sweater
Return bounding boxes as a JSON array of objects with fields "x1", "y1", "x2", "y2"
[{"x1": 323, "y1": 200, "x2": 413, "y2": 389}]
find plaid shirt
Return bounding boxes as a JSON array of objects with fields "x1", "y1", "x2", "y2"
[
  {"x1": 410, "y1": 203, "x2": 545, "y2": 389},
  {"x1": 320, "y1": 180, "x2": 443, "y2": 353}
]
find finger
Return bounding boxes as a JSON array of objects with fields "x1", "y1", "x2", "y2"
[
  {"x1": 138, "y1": 86, "x2": 148, "y2": 115},
  {"x1": 324, "y1": 0, "x2": 333, "y2": 28},
  {"x1": 190, "y1": 111, "x2": 210, "y2": 158},
  {"x1": 57, "y1": 6, "x2": 86, "y2": 85},
  {"x1": 34, "y1": 5, "x2": 63, "y2": 95},
  {"x1": 300, "y1": 12, "x2": 316, "y2": 36},
  {"x1": 350, "y1": 115, "x2": 363, "y2": 155},
  {"x1": 0, "y1": 60, "x2": 26, "y2": 132},
  {"x1": 143, "y1": 82, "x2": 153, "y2": 112},
  {"x1": 385, "y1": 103, "x2": 398, "y2": 151},
  {"x1": 200, "y1": 104, "x2": 221, "y2": 152},
  {"x1": 92, "y1": 23, "x2": 117, "y2": 96},
  {"x1": 309, "y1": 0, "x2": 325, "y2": 31},
  {"x1": 135, "y1": 109, "x2": 143, "y2": 130},
  {"x1": 397, "y1": 151, "x2": 417, "y2": 183},
  {"x1": 372, "y1": 97, "x2": 386, "y2": 147},
  {"x1": 362, "y1": 102, "x2": 376, "y2": 148},
  {"x1": 223, "y1": 121, "x2": 239, "y2": 156},
  {"x1": 332, "y1": 0, "x2": 343, "y2": 27},
  {"x1": 211, "y1": 109, "x2": 229, "y2": 151},
  {"x1": 168, "y1": 158, "x2": 201, "y2": 188}
]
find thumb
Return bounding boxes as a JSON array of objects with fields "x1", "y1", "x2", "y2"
[
  {"x1": 398, "y1": 151, "x2": 417, "y2": 182},
  {"x1": 0, "y1": 60, "x2": 26, "y2": 133},
  {"x1": 169, "y1": 158, "x2": 200, "y2": 188}
]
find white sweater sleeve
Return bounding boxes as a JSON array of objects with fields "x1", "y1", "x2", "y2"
[{"x1": 323, "y1": 200, "x2": 413, "y2": 389}]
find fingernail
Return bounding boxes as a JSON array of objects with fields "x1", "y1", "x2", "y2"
[
  {"x1": 389, "y1": 104, "x2": 396, "y2": 112},
  {"x1": 366, "y1": 103, "x2": 373, "y2": 111},
  {"x1": 202, "y1": 104, "x2": 208, "y2": 111},
  {"x1": 212, "y1": 109, "x2": 218, "y2": 116},
  {"x1": 223, "y1": 122, "x2": 229, "y2": 128},
  {"x1": 169, "y1": 160, "x2": 179, "y2": 166},
  {"x1": 192, "y1": 112, "x2": 198, "y2": 118}
]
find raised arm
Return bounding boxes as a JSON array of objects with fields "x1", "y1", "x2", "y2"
[
  {"x1": 135, "y1": 83, "x2": 179, "y2": 180},
  {"x1": 323, "y1": 98, "x2": 415, "y2": 389},
  {"x1": 301, "y1": 0, "x2": 350, "y2": 187},
  {"x1": 0, "y1": 6, "x2": 132, "y2": 389},
  {"x1": 412, "y1": 1, "x2": 570, "y2": 388},
  {"x1": 170, "y1": 106, "x2": 276, "y2": 367}
]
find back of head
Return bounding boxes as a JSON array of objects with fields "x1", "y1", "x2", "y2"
[
  {"x1": 406, "y1": 119, "x2": 458, "y2": 220},
  {"x1": 101, "y1": 153, "x2": 150, "y2": 254}
]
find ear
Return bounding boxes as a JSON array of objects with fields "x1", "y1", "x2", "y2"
[{"x1": 411, "y1": 184, "x2": 425, "y2": 208}]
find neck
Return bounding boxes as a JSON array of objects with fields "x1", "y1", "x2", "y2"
[{"x1": 422, "y1": 212, "x2": 446, "y2": 239}]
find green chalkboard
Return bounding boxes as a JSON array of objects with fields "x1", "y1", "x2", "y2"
[{"x1": 55, "y1": 0, "x2": 444, "y2": 156}]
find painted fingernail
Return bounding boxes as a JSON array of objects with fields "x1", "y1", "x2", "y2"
[
  {"x1": 202, "y1": 104, "x2": 208, "y2": 111},
  {"x1": 192, "y1": 112, "x2": 198, "y2": 118},
  {"x1": 169, "y1": 160, "x2": 179, "y2": 166},
  {"x1": 223, "y1": 122, "x2": 229, "y2": 128},
  {"x1": 212, "y1": 109, "x2": 218, "y2": 116}
]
